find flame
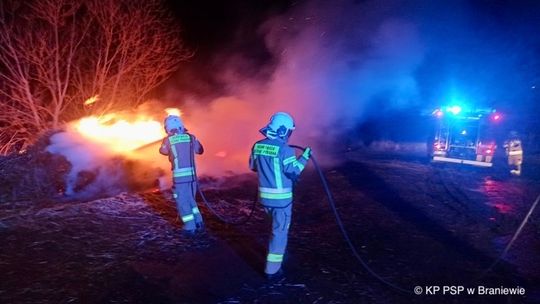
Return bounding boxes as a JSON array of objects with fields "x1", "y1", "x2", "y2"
[
  {"x1": 65, "y1": 101, "x2": 267, "y2": 178},
  {"x1": 72, "y1": 113, "x2": 165, "y2": 153},
  {"x1": 165, "y1": 107, "x2": 182, "y2": 117},
  {"x1": 84, "y1": 95, "x2": 99, "y2": 106}
]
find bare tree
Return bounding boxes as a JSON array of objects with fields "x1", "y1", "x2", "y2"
[{"x1": 0, "y1": 0, "x2": 189, "y2": 154}]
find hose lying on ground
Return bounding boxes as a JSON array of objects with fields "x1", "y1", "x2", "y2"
[
  {"x1": 189, "y1": 138, "x2": 410, "y2": 292},
  {"x1": 189, "y1": 138, "x2": 538, "y2": 293},
  {"x1": 290, "y1": 145, "x2": 412, "y2": 294},
  {"x1": 481, "y1": 192, "x2": 540, "y2": 277},
  {"x1": 190, "y1": 136, "x2": 258, "y2": 226}
]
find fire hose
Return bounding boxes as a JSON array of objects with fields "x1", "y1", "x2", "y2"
[
  {"x1": 289, "y1": 145, "x2": 413, "y2": 294},
  {"x1": 293, "y1": 144, "x2": 540, "y2": 289},
  {"x1": 189, "y1": 136, "x2": 258, "y2": 226},
  {"x1": 481, "y1": 191, "x2": 540, "y2": 277},
  {"x1": 187, "y1": 138, "x2": 411, "y2": 293},
  {"x1": 136, "y1": 137, "x2": 257, "y2": 225},
  {"x1": 183, "y1": 137, "x2": 538, "y2": 294},
  {"x1": 194, "y1": 176, "x2": 258, "y2": 226}
]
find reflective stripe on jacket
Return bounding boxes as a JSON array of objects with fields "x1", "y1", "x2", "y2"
[
  {"x1": 249, "y1": 138, "x2": 308, "y2": 207},
  {"x1": 159, "y1": 133, "x2": 203, "y2": 183},
  {"x1": 504, "y1": 139, "x2": 523, "y2": 157}
]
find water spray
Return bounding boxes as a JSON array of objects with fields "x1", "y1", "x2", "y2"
[{"x1": 133, "y1": 139, "x2": 163, "y2": 152}]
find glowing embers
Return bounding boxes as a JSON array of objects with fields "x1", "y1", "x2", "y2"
[
  {"x1": 72, "y1": 114, "x2": 164, "y2": 153},
  {"x1": 215, "y1": 151, "x2": 227, "y2": 158}
]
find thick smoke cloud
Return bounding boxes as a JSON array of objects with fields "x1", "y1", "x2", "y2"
[
  {"x1": 259, "y1": 0, "x2": 424, "y2": 132},
  {"x1": 165, "y1": 0, "x2": 426, "y2": 174},
  {"x1": 46, "y1": 0, "x2": 540, "y2": 197},
  {"x1": 47, "y1": 130, "x2": 128, "y2": 199},
  {"x1": 167, "y1": 0, "x2": 540, "y2": 175}
]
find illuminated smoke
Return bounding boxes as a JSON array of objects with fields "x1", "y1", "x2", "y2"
[
  {"x1": 46, "y1": 108, "x2": 170, "y2": 199},
  {"x1": 163, "y1": 0, "x2": 425, "y2": 174},
  {"x1": 46, "y1": 0, "x2": 429, "y2": 198},
  {"x1": 43, "y1": 0, "x2": 540, "y2": 197}
]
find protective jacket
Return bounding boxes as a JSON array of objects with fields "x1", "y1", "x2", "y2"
[
  {"x1": 504, "y1": 138, "x2": 523, "y2": 177},
  {"x1": 249, "y1": 137, "x2": 309, "y2": 208},
  {"x1": 160, "y1": 131, "x2": 204, "y2": 231},
  {"x1": 504, "y1": 139, "x2": 523, "y2": 159},
  {"x1": 159, "y1": 132, "x2": 203, "y2": 183}
]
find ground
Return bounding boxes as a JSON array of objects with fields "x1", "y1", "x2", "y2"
[{"x1": 1, "y1": 149, "x2": 539, "y2": 304}]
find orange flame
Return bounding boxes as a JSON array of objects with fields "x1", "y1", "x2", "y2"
[
  {"x1": 68, "y1": 102, "x2": 267, "y2": 177},
  {"x1": 71, "y1": 113, "x2": 165, "y2": 153},
  {"x1": 165, "y1": 107, "x2": 182, "y2": 117},
  {"x1": 83, "y1": 95, "x2": 99, "y2": 106}
]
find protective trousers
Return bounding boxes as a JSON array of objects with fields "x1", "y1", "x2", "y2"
[
  {"x1": 264, "y1": 204, "x2": 292, "y2": 275},
  {"x1": 173, "y1": 182, "x2": 203, "y2": 231}
]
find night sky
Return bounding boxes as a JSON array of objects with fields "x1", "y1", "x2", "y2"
[
  {"x1": 164, "y1": 0, "x2": 292, "y2": 97},
  {"x1": 160, "y1": 0, "x2": 540, "y2": 141}
]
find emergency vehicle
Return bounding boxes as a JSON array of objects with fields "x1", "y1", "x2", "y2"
[{"x1": 428, "y1": 106, "x2": 503, "y2": 167}]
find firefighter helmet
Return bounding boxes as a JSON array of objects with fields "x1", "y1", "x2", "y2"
[
  {"x1": 263, "y1": 112, "x2": 296, "y2": 138},
  {"x1": 164, "y1": 115, "x2": 184, "y2": 134}
]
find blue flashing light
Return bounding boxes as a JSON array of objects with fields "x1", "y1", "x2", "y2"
[{"x1": 446, "y1": 105, "x2": 462, "y2": 115}]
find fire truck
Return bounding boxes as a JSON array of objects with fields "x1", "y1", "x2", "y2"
[{"x1": 428, "y1": 106, "x2": 504, "y2": 167}]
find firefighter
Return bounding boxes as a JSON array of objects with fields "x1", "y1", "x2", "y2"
[
  {"x1": 504, "y1": 131, "x2": 523, "y2": 176},
  {"x1": 159, "y1": 114, "x2": 204, "y2": 234},
  {"x1": 249, "y1": 112, "x2": 311, "y2": 278}
]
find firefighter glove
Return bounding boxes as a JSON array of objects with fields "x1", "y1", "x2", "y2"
[{"x1": 302, "y1": 147, "x2": 312, "y2": 160}]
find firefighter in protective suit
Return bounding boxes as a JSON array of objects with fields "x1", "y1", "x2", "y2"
[
  {"x1": 249, "y1": 112, "x2": 311, "y2": 278},
  {"x1": 504, "y1": 131, "x2": 523, "y2": 176},
  {"x1": 159, "y1": 115, "x2": 204, "y2": 234}
]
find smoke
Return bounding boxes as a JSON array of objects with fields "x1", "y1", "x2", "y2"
[
  {"x1": 42, "y1": 0, "x2": 540, "y2": 198},
  {"x1": 47, "y1": 130, "x2": 127, "y2": 199},
  {"x1": 168, "y1": 0, "x2": 540, "y2": 176},
  {"x1": 163, "y1": 0, "x2": 425, "y2": 174},
  {"x1": 258, "y1": 0, "x2": 424, "y2": 132},
  {"x1": 46, "y1": 108, "x2": 168, "y2": 200}
]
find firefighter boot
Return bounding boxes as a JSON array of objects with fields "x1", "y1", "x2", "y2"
[
  {"x1": 173, "y1": 184, "x2": 197, "y2": 233},
  {"x1": 266, "y1": 268, "x2": 284, "y2": 281}
]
